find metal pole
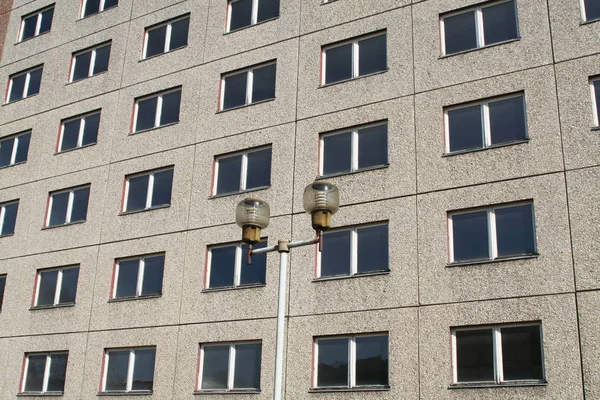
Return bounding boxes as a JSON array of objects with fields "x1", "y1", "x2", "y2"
[{"x1": 273, "y1": 240, "x2": 289, "y2": 400}]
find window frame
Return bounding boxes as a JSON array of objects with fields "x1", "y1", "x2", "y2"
[
  {"x1": 132, "y1": 87, "x2": 182, "y2": 133},
  {"x1": 6, "y1": 65, "x2": 43, "y2": 104},
  {"x1": 0, "y1": 130, "x2": 31, "y2": 168},
  {"x1": 226, "y1": 0, "x2": 279, "y2": 33},
  {"x1": 142, "y1": 14, "x2": 190, "y2": 59},
  {"x1": 45, "y1": 185, "x2": 91, "y2": 228},
  {"x1": 0, "y1": 274, "x2": 6, "y2": 311},
  {"x1": 57, "y1": 110, "x2": 101, "y2": 153},
  {"x1": 18, "y1": 5, "x2": 54, "y2": 42},
  {"x1": 219, "y1": 61, "x2": 277, "y2": 111},
  {"x1": 111, "y1": 253, "x2": 165, "y2": 300},
  {"x1": 205, "y1": 240, "x2": 267, "y2": 290},
  {"x1": 20, "y1": 351, "x2": 69, "y2": 394},
  {"x1": 32, "y1": 265, "x2": 80, "y2": 308},
  {"x1": 101, "y1": 347, "x2": 156, "y2": 394},
  {"x1": 212, "y1": 145, "x2": 272, "y2": 196},
  {"x1": 0, "y1": 200, "x2": 19, "y2": 237},
  {"x1": 69, "y1": 42, "x2": 112, "y2": 83},
  {"x1": 122, "y1": 166, "x2": 174, "y2": 213},
  {"x1": 81, "y1": 0, "x2": 118, "y2": 18},
  {"x1": 589, "y1": 76, "x2": 600, "y2": 127}
]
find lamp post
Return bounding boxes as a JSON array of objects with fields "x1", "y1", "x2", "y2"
[{"x1": 235, "y1": 180, "x2": 340, "y2": 400}]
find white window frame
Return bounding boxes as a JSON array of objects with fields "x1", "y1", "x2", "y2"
[
  {"x1": 18, "y1": 5, "x2": 53, "y2": 42},
  {"x1": 123, "y1": 167, "x2": 173, "y2": 212},
  {"x1": 589, "y1": 77, "x2": 600, "y2": 127},
  {"x1": 451, "y1": 322, "x2": 545, "y2": 384},
  {"x1": 219, "y1": 61, "x2": 276, "y2": 110},
  {"x1": 447, "y1": 201, "x2": 536, "y2": 263},
  {"x1": 197, "y1": 341, "x2": 262, "y2": 392},
  {"x1": 206, "y1": 240, "x2": 266, "y2": 289},
  {"x1": 46, "y1": 185, "x2": 90, "y2": 227},
  {"x1": 142, "y1": 15, "x2": 190, "y2": 59},
  {"x1": 81, "y1": 0, "x2": 116, "y2": 18},
  {"x1": 34, "y1": 265, "x2": 79, "y2": 307},
  {"x1": 212, "y1": 146, "x2": 271, "y2": 195},
  {"x1": 58, "y1": 111, "x2": 100, "y2": 152},
  {"x1": 21, "y1": 352, "x2": 68, "y2": 394},
  {"x1": 0, "y1": 131, "x2": 30, "y2": 167},
  {"x1": 69, "y1": 42, "x2": 111, "y2": 82},
  {"x1": 132, "y1": 87, "x2": 181, "y2": 132},
  {"x1": 101, "y1": 347, "x2": 155, "y2": 393},
  {"x1": 6, "y1": 66, "x2": 43, "y2": 103},
  {"x1": 0, "y1": 200, "x2": 18, "y2": 236},
  {"x1": 112, "y1": 253, "x2": 164, "y2": 299},
  {"x1": 0, "y1": 274, "x2": 6, "y2": 310}
]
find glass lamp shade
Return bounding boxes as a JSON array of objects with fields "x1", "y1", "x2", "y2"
[
  {"x1": 236, "y1": 197, "x2": 270, "y2": 229},
  {"x1": 303, "y1": 180, "x2": 340, "y2": 215}
]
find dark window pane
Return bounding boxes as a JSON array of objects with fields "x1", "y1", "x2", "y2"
[
  {"x1": 116, "y1": 260, "x2": 139, "y2": 298},
  {"x1": 73, "y1": 51, "x2": 92, "y2": 82},
  {"x1": 501, "y1": 325, "x2": 543, "y2": 380},
  {"x1": 320, "y1": 230, "x2": 351, "y2": 277},
  {"x1": 21, "y1": 15, "x2": 37, "y2": 40},
  {"x1": 132, "y1": 349, "x2": 155, "y2": 391},
  {"x1": 358, "y1": 124, "x2": 387, "y2": 169},
  {"x1": 136, "y1": 96, "x2": 158, "y2": 132},
  {"x1": 240, "y1": 241, "x2": 266, "y2": 285},
  {"x1": 246, "y1": 148, "x2": 272, "y2": 189},
  {"x1": 322, "y1": 133, "x2": 352, "y2": 175},
  {"x1": 37, "y1": 270, "x2": 58, "y2": 306},
  {"x1": 594, "y1": 81, "x2": 600, "y2": 125},
  {"x1": 105, "y1": 350, "x2": 129, "y2": 391},
  {"x1": 146, "y1": 25, "x2": 167, "y2": 58},
  {"x1": 317, "y1": 338, "x2": 349, "y2": 387},
  {"x1": 1, "y1": 202, "x2": 18, "y2": 235},
  {"x1": 61, "y1": 119, "x2": 81, "y2": 151},
  {"x1": 257, "y1": 0, "x2": 279, "y2": 22},
  {"x1": 104, "y1": 0, "x2": 119, "y2": 10},
  {"x1": 325, "y1": 43, "x2": 353, "y2": 84},
  {"x1": 489, "y1": 96, "x2": 526, "y2": 144},
  {"x1": 444, "y1": 11, "x2": 477, "y2": 54},
  {"x1": 452, "y1": 211, "x2": 489, "y2": 262},
  {"x1": 0, "y1": 276, "x2": 5, "y2": 310},
  {"x1": 456, "y1": 329, "x2": 495, "y2": 382},
  {"x1": 209, "y1": 246, "x2": 236, "y2": 288},
  {"x1": 49, "y1": 192, "x2": 69, "y2": 226},
  {"x1": 159, "y1": 90, "x2": 181, "y2": 126},
  {"x1": 234, "y1": 343, "x2": 261, "y2": 389},
  {"x1": 229, "y1": 0, "x2": 253, "y2": 31},
  {"x1": 170, "y1": 17, "x2": 189, "y2": 50},
  {"x1": 84, "y1": 0, "x2": 101, "y2": 17},
  {"x1": 357, "y1": 225, "x2": 388, "y2": 273},
  {"x1": 356, "y1": 336, "x2": 388, "y2": 386},
  {"x1": 93, "y1": 44, "x2": 111, "y2": 75},
  {"x1": 27, "y1": 68, "x2": 43, "y2": 97},
  {"x1": 482, "y1": 1, "x2": 518, "y2": 46},
  {"x1": 71, "y1": 187, "x2": 90, "y2": 223},
  {"x1": 151, "y1": 169, "x2": 173, "y2": 207},
  {"x1": 126, "y1": 174, "x2": 150, "y2": 211},
  {"x1": 24, "y1": 355, "x2": 46, "y2": 392},
  {"x1": 0, "y1": 137, "x2": 15, "y2": 167},
  {"x1": 358, "y1": 34, "x2": 387, "y2": 76},
  {"x1": 14, "y1": 133, "x2": 30, "y2": 163},
  {"x1": 252, "y1": 64, "x2": 276, "y2": 103},
  {"x1": 39, "y1": 8, "x2": 54, "y2": 34},
  {"x1": 223, "y1": 72, "x2": 248, "y2": 110},
  {"x1": 585, "y1": 0, "x2": 600, "y2": 21},
  {"x1": 82, "y1": 113, "x2": 100, "y2": 146},
  {"x1": 9, "y1": 74, "x2": 26, "y2": 102},
  {"x1": 448, "y1": 105, "x2": 484, "y2": 152},
  {"x1": 141, "y1": 255, "x2": 164, "y2": 296},
  {"x1": 59, "y1": 267, "x2": 79, "y2": 304},
  {"x1": 47, "y1": 353, "x2": 68, "y2": 392},
  {"x1": 202, "y1": 345, "x2": 229, "y2": 389},
  {"x1": 216, "y1": 155, "x2": 242, "y2": 194},
  {"x1": 496, "y1": 204, "x2": 535, "y2": 257}
]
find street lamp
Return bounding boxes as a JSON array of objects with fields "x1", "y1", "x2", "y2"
[{"x1": 235, "y1": 180, "x2": 340, "y2": 400}]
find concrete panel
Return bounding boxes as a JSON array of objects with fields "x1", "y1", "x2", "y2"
[
  {"x1": 548, "y1": 0, "x2": 600, "y2": 62},
  {"x1": 578, "y1": 290, "x2": 600, "y2": 400},
  {"x1": 131, "y1": 0, "x2": 187, "y2": 19}
]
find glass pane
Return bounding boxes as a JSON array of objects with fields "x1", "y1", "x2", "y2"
[
  {"x1": 116, "y1": 259, "x2": 139, "y2": 298},
  {"x1": 58, "y1": 267, "x2": 79, "y2": 304},
  {"x1": 358, "y1": 34, "x2": 387, "y2": 76},
  {"x1": 49, "y1": 192, "x2": 69, "y2": 226},
  {"x1": 358, "y1": 124, "x2": 387, "y2": 169},
  {"x1": 126, "y1": 174, "x2": 150, "y2": 211},
  {"x1": 37, "y1": 270, "x2": 59, "y2": 306},
  {"x1": 159, "y1": 90, "x2": 181, "y2": 126},
  {"x1": 105, "y1": 350, "x2": 129, "y2": 391},
  {"x1": 501, "y1": 325, "x2": 543, "y2": 380},
  {"x1": 27, "y1": 68, "x2": 43, "y2": 96},
  {"x1": 489, "y1": 96, "x2": 526, "y2": 144},
  {"x1": 0, "y1": 137, "x2": 15, "y2": 167},
  {"x1": 141, "y1": 255, "x2": 164, "y2": 296},
  {"x1": 322, "y1": 132, "x2": 352, "y2": 175},
  {"x1": 216, "y1": 155, "x2": 242, "y2": 194},
  {"x1": 209, "y1": 246, "x2": 236, "y2": 288},
  {"x1": 444, "y1": 11, "x2": 477, "y2": 54},
  {"x1": 14, "y1": 133, "x2": 31, "y2": 163},
  {"x1": 0, "y1": 276, "x2": 5, "y2": 310},
  {"x1": 356, "y1": 336, "x2": 389, "y2": 386},
  {"x1": 72, "y1": 51, "x2": 92, "y2": 82},
  {"x1": 61, "y1": 119, "x2": 81, "y2": 151},
  {"x1": 1, "y1": 202, "x2": 18, "y2": 235},
  {"x1": 21, "y1": 15, "x2": 37, "y2": 40},
  {"x1": 325, "y1": 43, "x2": 353, "y2": 84},
  {"x1": 93, "y1": 44, "x2": 111, "y2": 75},
  {"x1": 82, "y1": 113, "x2": 100, "y2": 146},
  {"x1": 169, "y1": 17, "x2": 190, "y2": 50},
  {"x1": 150, "y1": 169, "x2": 173, "y2": 207},
  {"x1": 229, "y1": 0, "x2": 253, "y2": 31},
  {"x1": 246, "y1": 148, "x2": 272, "y2": 189},
  {"x1": 145, "y1": 25, "x2": 167, "y2": 58},
  {"x1": 24, "y1": 355, "x2": 46, "y2": 392},
  {"x1": 317, "y1": 338, "x2": 349, "y2": 387},
  {"x1": 320, "y1": 230, "x2": 351, "y2": 277},
  {"x1": 70, "y1": 187, "x2": 90, "y2": 223},
  {"x1": 240, "y1": 241, "x2": 266, "y2": 285},
  {"x1": 452, "y1": 211, "x2": 489, "y2": 262},
  {"x1": 104, "y1": 0, "x2": 119, "y2": 10},
  {"x1": 223, "y1": 72, "x2": 248, "y2": 110},
  {"x1": 135, "y1": 96, "x2": 158, "y2": 132},
  {"x1": 482, "y1": 1, "x2": 518, "y2": 46},
  {"x1": 496, "y1": 204, "x2": 536, "y2": 257},
  {"x1": 132, "y1": 349, "x2": 155, "y2": 391},
  {"x1": 357, "y1": 225, "x2": 388, "y2": 273},
  {"x1": 585, "y1": 0, "x2": 600, "y2": 21},
  {"x1": 447, "y1": 105, "x2": 484, "y2": 152},
  {"x1": 252, "y1": 64, "x2": 276, "y2": 103},
  {"x1": 9, "y1": 74, "x2": 26, "y2": 102},
  {"x1": 39, "y1": 8, "x2": 54, "y2": 34},
  {"x1": 202, "y1": 345, "x2": 230, "y2": 389},
  {"x1": 234, "y1": 343, "x2": 262, "y2": 389},
  {"x1": 47, "y1": 353, "x2": 68, "y2": 392},
  {"x1": 257, "y1": 0, "x2": 279, "y2": 22},
  {"x1": 456, "y1": 329, "x2": 495, "y2": 382},
  {"x1": 84, "y1": 0, "x2": 101, "y2": 17},
  {"x1": 594, "y1": 81, "x2": 600, "y2": 125}
]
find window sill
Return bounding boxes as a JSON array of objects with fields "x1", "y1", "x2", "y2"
[
  {"x1": 78, "y1": 5, "x2": 118, "y2": 20},
  {"x1": 30, "y1": 303, "x2": 75, "y2": 311},
  {"x1": 139, "y1": 45, "x2": 188, "y2": 62},
  {"x1": 129, "y1": 121, "x2": 180, "y2": 136},
  {"x1": 17, "y1": 393, "x2": 63, "y2": 397},
  {"x1": 0, "y1": 233, "x2": 15, "y2": 238},
  {"x1": 321, "y1": 0, "x2": 341, "y2": 5},
  {"x1": 440, "y1": 37, "x2": 521, "y2": 58},
  {"x1": 442, "y1": 139, "x2": 529, "y2": 157},
  {"x1": 15, "y1": 31, "x2": 51, "y2": 45},
  {"x1": 0, "y1": 160, "x2": 27, "y2": 170},
  {"x1": 309, "y1": 386, "x2": 390, "y2": 393},
  {"x1": 447, "y1": 254, "x2": 539, "y2": 268},
  {"x1": 210, "y1": 185, "x2": 271, "y2": 199},
  {"x1": 119, "y1": 204, "x2": 171, "y2": 216},
  {"x1": 319, "y1": 69, "x2": 389, "y2": 89},
  {"x1": 194, "y1": 390, "x2": 260, "y2": 395},
  {"x1": 314, "y1": 270, "x2": 390, "y2": 282},
  {"x1": 581, "y1": 17, "x2": 600, "y2": 26},
  {"x1": 217, "y1": 98, "x2": 275, "y2": 114},
  {"x1": 42, "y1": 220, "x2": 86, "y2": 231},
  {"x1": 108, "y1": 294, "x2": 161, "y2": 303},
  {"x1": 202, "y1": 283, "x2": 266, "y2": 293},
  {"x1": 66, "y1": 70, "x2": 108, "y2": 86},
  {"x1": 55, "y1": 142, "x2": 97, "y2": 155},
  {"x1": 3, "y1": 93, "x2": 40, "y2": 106},
  {"x1": 449, "y1": 381, "x2": 547, "y2": 389},
  {"x1": 319, "y1": 164, "x2": 389, "y2": 179},
  {"x1": 590, "y1": 125, "x2": 600, "y2": 131},
  {"x1": 224, "y1": 16, "x2": 279, "y2": 35},
  {"x1": 97, "y1": 391, "x2": 152, "y2": 396}
]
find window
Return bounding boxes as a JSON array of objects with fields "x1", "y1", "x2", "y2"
[
  {"x1": 19, "y1": 5, "x2": 54, "y2": 42},
  {"x1": 582, "y1": 0, "x2": 600, "y2": 22},
  {"x1": 220, "y1": 62, "x2": 276, "y2": 111},
  {"x1": 227, "y1": 0, "x2": 279, "y2": 32},
  {"x1": 133, "y1": 87, "x2": 181, "y2": 132},
  {"x1": 445, "y1": 94, "x2": 526, "y2": 153},
  {"x1": 6, "y1": 66, "x2": 43, "y2": 103},
  {"x1": 33, "y1": 266, "x2": 79, "y2": 308},
  {"x1": 320, "y1": 122, "x2": 387, "y2": 176},
  {"x1": 213, "y1": 147, "x2": 272, "y2": 196},
  {"x1": 0, "y1": 131, "x2": 31, "y2": 168},
  {"x1": 197, "y1": 342, "x2": 262, "y2": 392},
  {"x1": 590, "y1": 77, "x2": 600, "y2": 127},
  {"x1": 0, "y1": 200, "x2": 19, "y2": 236},
  {"x1": 206, "y1": 240, "x2": 267, "y2": 289},
  {"x1": 102, "y1": 347, "x2": 155, "y2": 393},
  {"x1": 58, "y1": 111, "x2": 100, "y2": 152},
  {"x1": 0, "y1": 275, "x2": 6, "y2": 311},
  {"x1": 81, "y1": 0, "x2": 118, "y2": 18},
  {"x1": 46, "y1": 186, "x2": 90, "y2": 227},
  {"x1": 314, "y1": 334, "x2": 389, "y2": 389},
  {"x1": 70, "y1": 42, "x2": 111, "y2": 83},
  {"x1": 143, "y1": 15, "x2": 190, "y2": 59},
  {"x1": 449, "y1": 202, "x2": 536, "y2": 264},
  {"x1": 123, "y1": 168, "x2": 173, "y2": 213},
  {"x1": 322, "y1": 32, "x2": 387, "y2": 85},
  {"x1": 21, "y1": 352, "x2": 68, "y2": 394},
  {"x1": 318, "y1": 223, "x2": 388, "y2": 278},
  {"x1": 441, "y1": 0, "x2": 519, "y2": 55},
  {"x1": 112, "y1": 254, "x2": 164, "y2": 300},
  {"x1": 452, "y1": 323, "x2": 544, "y2": 385}
]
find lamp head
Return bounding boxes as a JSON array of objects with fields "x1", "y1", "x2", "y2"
[
  {"x1": 302, "y1": 180, "x2": 340, "y2": 231},
  {"x1": 236, "y1": 197, "x2": 270, "y2": 244}
]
